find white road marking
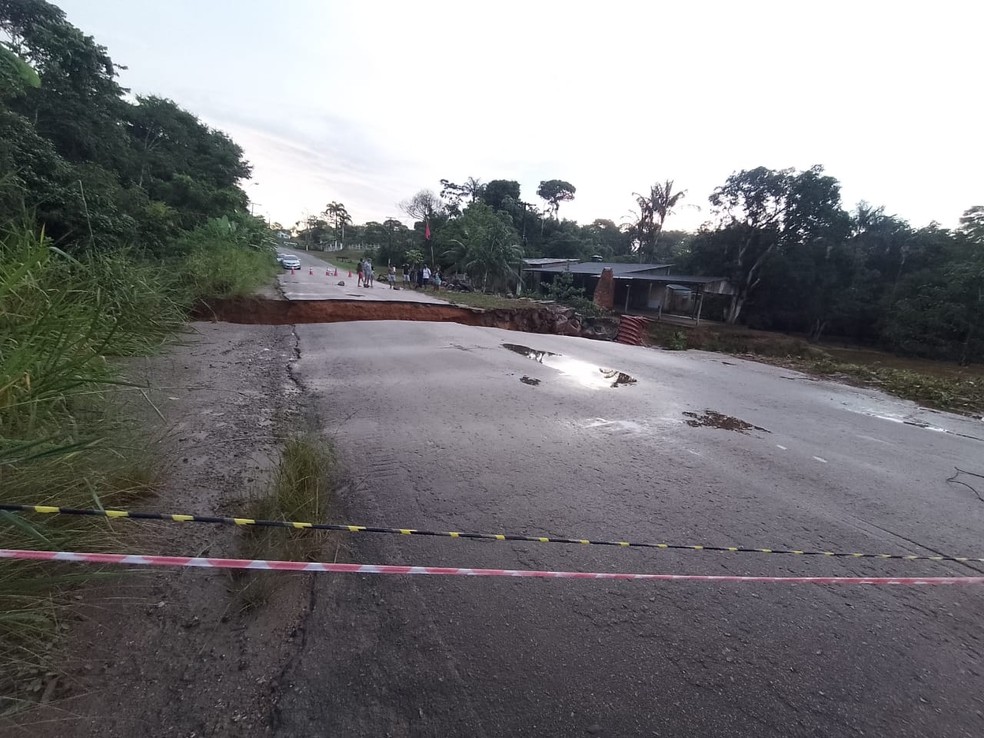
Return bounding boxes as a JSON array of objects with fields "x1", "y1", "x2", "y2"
[
  {"x1": 813, "y1": 456, "x2": 828, "y2": 463},
  {"x1": 776, "y1": 444, "x2": 787, "y2": 450}
]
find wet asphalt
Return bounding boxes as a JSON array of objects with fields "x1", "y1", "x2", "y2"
[{"x1": 274, "y1": 320, "x2": 984, "y2": 737}]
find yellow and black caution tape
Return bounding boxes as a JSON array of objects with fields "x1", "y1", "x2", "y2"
[{"x1": 1, "y1": 503, "x2": 979, "y2": 564}]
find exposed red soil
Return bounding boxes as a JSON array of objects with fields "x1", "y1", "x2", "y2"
[{"x1": 192, "y1": 297, "x2": 619, "y2": 340}]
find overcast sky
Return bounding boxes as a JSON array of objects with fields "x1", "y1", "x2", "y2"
[{"x1": 59, "y1": 0, "x2": 981, "y2": 231}]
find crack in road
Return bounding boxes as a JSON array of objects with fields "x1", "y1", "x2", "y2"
[{"x1": 268, "y1": 574, "x2": 320, "y2": 733}]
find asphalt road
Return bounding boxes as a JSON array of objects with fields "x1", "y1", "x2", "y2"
[
  {"x1": 276, "y1": 248, "x2": 448, "y2": 304},
  {"x1": 276, "y1": 321, "x2": 984, "y2": 737}
]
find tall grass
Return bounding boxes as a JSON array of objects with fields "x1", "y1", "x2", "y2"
[
  {"x1": 0, "y1": 224, "x2": 184, "y2": 710},
  {"x1": 236, "y1": 437, "x2": 337, "y2": 609},
  {"x1": 179, "y1": 241, "x2": 277, "y2": 299},
  {"x1": 175, "y1": 216, "x2": 278, "y2": 300},
  {"x1": 0, "y1": 217, "x2": 280, "y2": 708}
]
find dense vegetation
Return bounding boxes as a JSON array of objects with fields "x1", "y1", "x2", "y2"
[
  {"x1": 299, "y1": 173, "x2": 982, "y2": 364},
  {"x1": 1, "y1": 0, "x2": 273, "y2": 704}
]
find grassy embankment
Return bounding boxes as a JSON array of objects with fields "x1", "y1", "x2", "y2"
[
  {"x1": 0, "y1": 223, "x2": 277, "y2": 711},
  {"x1": 648, "y1": 321, "x2": 984, "y2": 417}
]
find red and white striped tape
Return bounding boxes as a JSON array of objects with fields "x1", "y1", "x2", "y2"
[{"x1": 2, "y1": 548, "x2": 983, "y2": 585}]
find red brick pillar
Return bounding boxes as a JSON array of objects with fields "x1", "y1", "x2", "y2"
[{"x1": 593, "y1": 267, "x2": 614, "y2": 311}]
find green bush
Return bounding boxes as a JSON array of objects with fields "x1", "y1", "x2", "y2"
[
  {"x1": 542, "y1": 272, "x2": 606, "y2": 317},
  {"x1": 175, "y1": 216, "x2": 277, "y2": 300},
  {"x1": 666, "y1": 331, "x2": 688, "y2": 350}
]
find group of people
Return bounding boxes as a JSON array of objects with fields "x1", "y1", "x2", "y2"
[
  {"x1": 356, "y1": 259, "x2": 443, "y2": 291},
  {"x1": 404, "y1": 264, "x2": 442, "y2": 291}
]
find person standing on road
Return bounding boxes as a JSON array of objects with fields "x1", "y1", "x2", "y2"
[
  {"x1": 422, "y1": 265, "x2": 431, "y2": 289},
  {"x1": 366, "y1": 259, "x2": 374, "y2": 288},
  {"x1": 432, "y1": 269, "x2": 442, "y2": 291},
  {"x1": 388, "y1": 264, "x2": 397, "y2": 289},
  {"x1": 357, "y1": 260, "x2": 364, "y2": 287},
  {"x1": 403, "y1": 264, "x2": 410, "y2": 288}
]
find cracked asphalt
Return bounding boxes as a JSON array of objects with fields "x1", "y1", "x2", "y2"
[{"x1": 268, "y1": 320, "x2": 984, "y2": 737}]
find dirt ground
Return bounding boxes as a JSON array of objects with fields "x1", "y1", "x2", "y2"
[{"x1": 4, "y1": 323, "x2": 319, "y2": 737}]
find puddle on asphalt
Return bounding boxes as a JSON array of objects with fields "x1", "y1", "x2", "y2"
[
  {"x1": 503, "y1": 343, "x2": 637, "y2": 389},
  {"x1": 683, "y1": 410, "x2": 770, "y2": 434},
  {"x1": 504, "y1": 344, "x2": 557, "y2": 361}
]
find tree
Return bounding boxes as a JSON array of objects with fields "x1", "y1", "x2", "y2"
[
  {"x1": 1, "y1": 0, "x2": 128, "y2": 166},
  {"x1": 883, "y1": 211, "x2": 984, "y2": 363},
  {"x1": 958, "y1": 205, "x2": 984, "y2": 243},
  {"x1": 439, "y1": 176, "x2": 484, "y2": 217},
  {"x1": 0, "y1": 43, "x2": 40, "y2": 96},
  {"x1": 702, "y1": 166, "x2": 845, "y2": 323},
  {"x1": 323, "y1": 201, "x2": 351, "y2": 246},
  {"x1": 442, "y1": 202, "x2": 523, "y2": 292},
  {"x1": 295, "y1": 216, "x2": 329, "y2": 247},
  {"x1": 630, "y1": 180, "x2": 686, "y2": 262},
  {"x1": 542, "y1": 219, "x2": 587, "y2": 259},
  {"x1": 439, "y1": 179, "x2": 468, "y2": 217},
  {"x1": 124, "y1": 96, "x2": 251, "y2": 231},
  {"x1": 399, "y1": 189, "x2": 444, "y2": 223},
  {"x1": 0, "y1": 0, "x2": 255, "y2": 255},
  {"x1": 537, "y1": 179, "x2": 576, "y2": 219},
  {"x1": 480, "y1": 179, "x2": 521, "y2": 212},
  {"x1": 404, "y1": 248, "x2": 424, "y2": 266},
  {"x1": 883, "y1": 223, "x2": 984, "y2": 364},
  {"x1": 463, "y1": 176, "x2": 484, "y2": 202},
  {"x1": 582, "y1": 218, "x2": 632, "y2": 258}
]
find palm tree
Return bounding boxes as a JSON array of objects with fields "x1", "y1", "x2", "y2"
[
  {"x1": 632, "y1": 180, "x2": 686, "y2": 262},
  {"x1": 443, "y1": 205, "x2": 522, "y2": 292},
  {"x1": 463, "y1": 177, "x2": 484, "y2": 202},
  {"x1": 323, "y1": 201, "x2": 351, "y2": 249}
]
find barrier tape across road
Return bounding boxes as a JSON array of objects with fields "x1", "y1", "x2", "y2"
[
  {"x1": 2, "y1": 503, "x2": 981, "y2": 565},
  {"x1": 2, "y1": 549, "x2": 984, "y2": 585}
]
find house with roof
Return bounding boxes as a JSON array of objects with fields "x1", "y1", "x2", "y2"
[{"x1": 523, "y1": 261, "x2": 734, "y2": 324}]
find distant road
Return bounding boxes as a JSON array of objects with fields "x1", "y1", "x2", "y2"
[{"x1": 276, "y1": 247, "x2": 448, "y2": 304}]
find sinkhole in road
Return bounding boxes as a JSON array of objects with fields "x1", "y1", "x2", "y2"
[{"x1": 503, "y1": 343, "x2": 637, "y2": 389}]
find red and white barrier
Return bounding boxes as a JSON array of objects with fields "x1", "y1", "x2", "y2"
[{"x1": 2, "y1": 549, "x2": 981, "y2": 585}]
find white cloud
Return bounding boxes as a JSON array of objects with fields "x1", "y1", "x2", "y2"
[{"x1": 59, "y1": 0, "x2": 984, "y2": 230}]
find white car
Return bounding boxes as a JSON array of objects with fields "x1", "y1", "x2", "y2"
[{"x1": 281, "y1": 255, "x2": 301, "y2": 270}]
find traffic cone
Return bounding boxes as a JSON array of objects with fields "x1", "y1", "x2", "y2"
[
  {"x1": 326, "y1": 268, "x2": 330, "y2": 277},
  {"x1": 334, "y1": 267, "x2": 338, "y2": 277},
  {"x1": 309, "y1": 267, "x2": 313, "y2": 275},
  {"x1": 347, "y1": 270, "x2": 353, "y2": 278}
]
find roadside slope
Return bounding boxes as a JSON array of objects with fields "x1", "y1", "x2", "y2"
[{"x1": 13, "y1": 323, "x2": 311, "y2": 738}]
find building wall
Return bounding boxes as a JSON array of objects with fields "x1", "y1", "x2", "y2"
[
  {"x1": 667, "y1": 289, "x2": 696, "y2": 314},
  {"x1": 647, "y1": 284, "x2": 667, "y2": 310}
]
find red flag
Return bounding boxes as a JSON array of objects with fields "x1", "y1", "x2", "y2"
[{"x1": 425, "y1": 220, "x2": 431, "y2": 240}]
